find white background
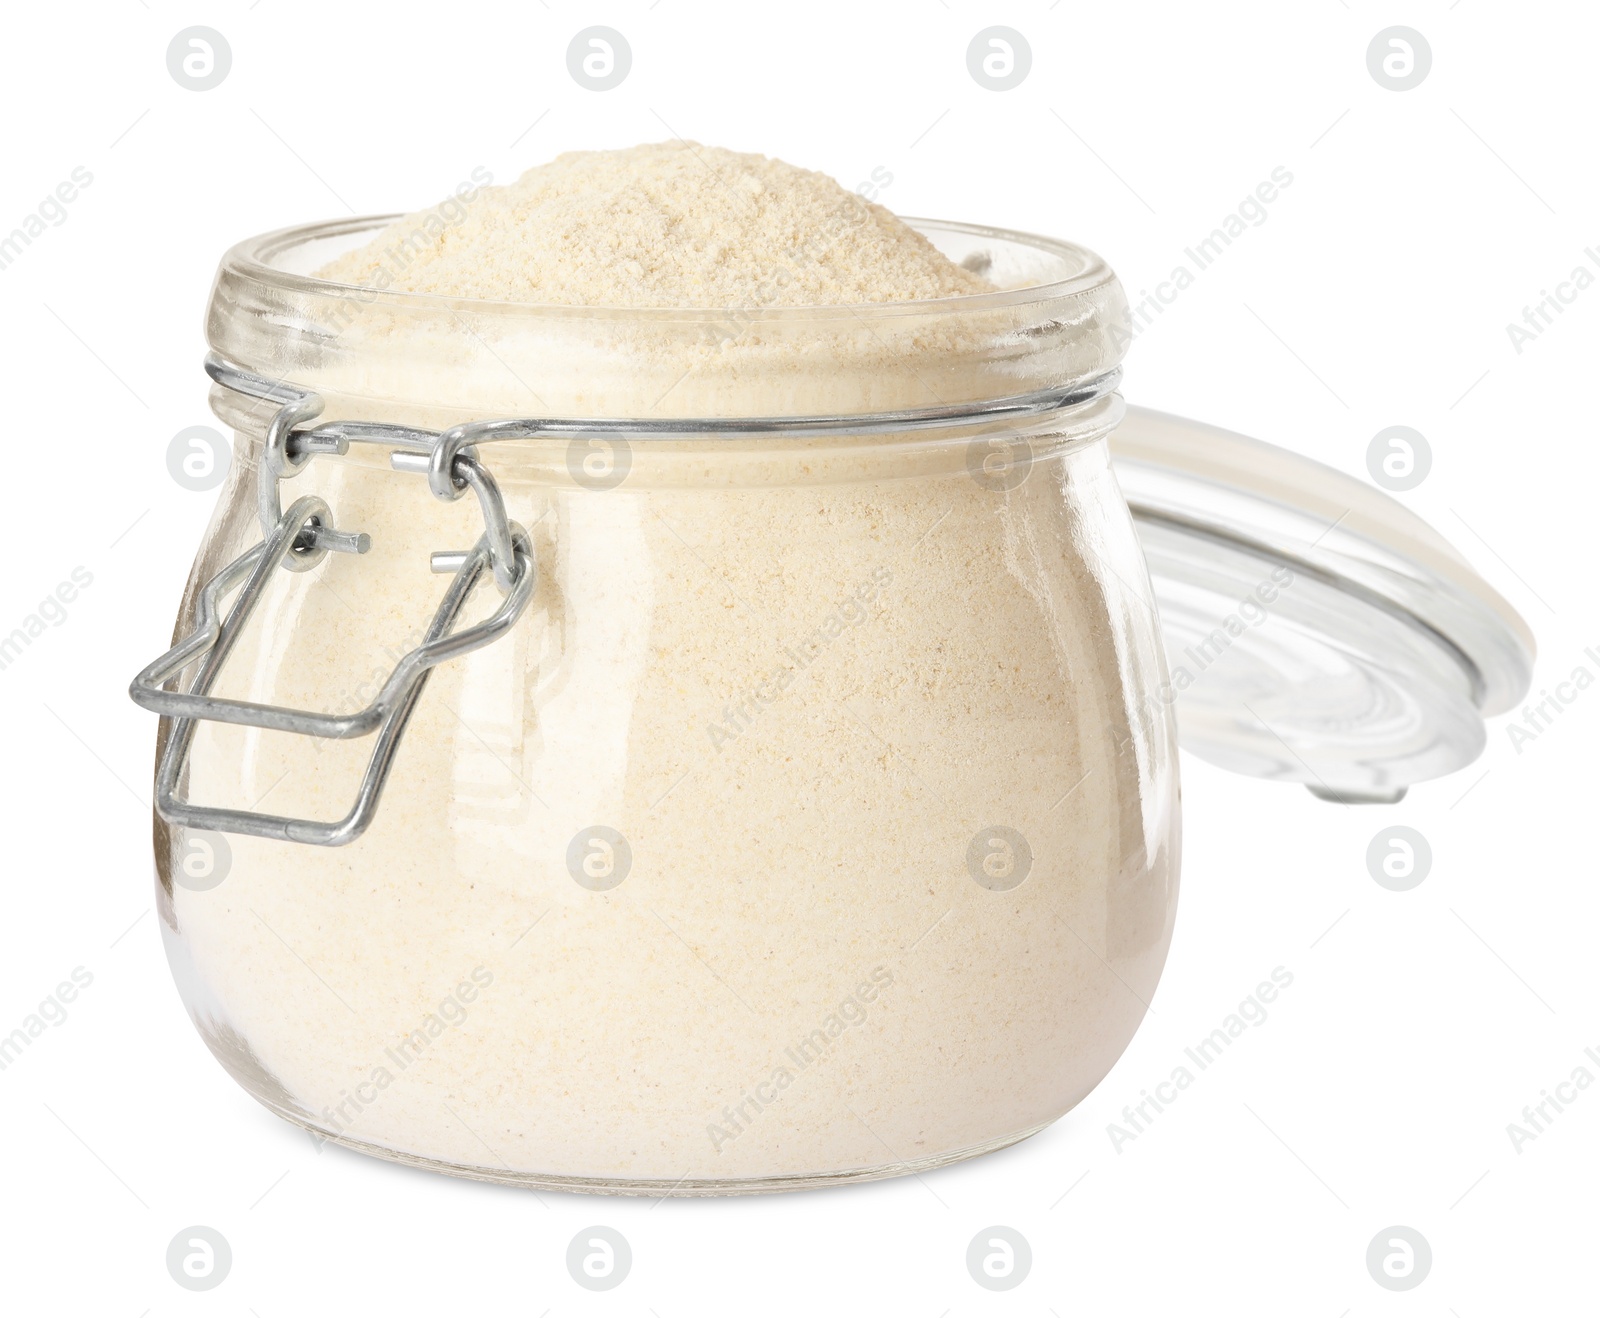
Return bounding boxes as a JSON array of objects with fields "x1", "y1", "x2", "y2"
[{"x1": 1, "y1": 1, "x2": 1595, "y2": 1313}]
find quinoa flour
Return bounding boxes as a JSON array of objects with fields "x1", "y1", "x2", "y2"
[{"x1": 315, "y1": 142, "x2": 994, "y2": 307}]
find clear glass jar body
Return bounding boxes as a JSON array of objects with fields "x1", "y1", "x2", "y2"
[{"x1": 155, "y1": 220, "x2": 1180, "y2": 1193}]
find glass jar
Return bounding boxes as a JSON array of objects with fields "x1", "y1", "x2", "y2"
[{"x1": 140, "y1": 217, "x2": 1180, "y2": 1193}]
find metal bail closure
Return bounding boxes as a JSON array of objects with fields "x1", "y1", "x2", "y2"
[
  {"x1": 131, "y1": 362, "x2": 537, "y2": 846},
  {"x1": 132, "y1": 500, "x2": 533, "y2": 846}
]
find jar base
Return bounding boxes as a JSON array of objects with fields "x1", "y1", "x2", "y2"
[{"x1": 266, "y1": 1099, "x2": 1054, "y2": 1196}]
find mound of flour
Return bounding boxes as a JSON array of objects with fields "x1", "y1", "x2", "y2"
[{"x1": 316, "y1": 141, "x2": 993, "y2": 307}]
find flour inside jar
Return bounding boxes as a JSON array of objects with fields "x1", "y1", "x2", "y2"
[
  {"x1": 316, "y1": 141, "x2": 995, "y2": 307},
  {"x1": 168, "y1": 143, "x2": 1176, "y2": 1192}
]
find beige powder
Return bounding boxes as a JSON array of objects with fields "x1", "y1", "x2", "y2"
[
  {"x1": 316, "y1": 141, "x2": 994, "y2": 307},
  {"x1": 167, "y1": 144, "x2": 1178, "y2": 1193}
]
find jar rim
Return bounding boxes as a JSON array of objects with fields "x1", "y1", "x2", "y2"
[
  {"x1": 222, "y1": 215, "x2": 1119, "y2": 321},
  {"x1": 208, "y1": 215, "x2": 1130, "y2": 421}
]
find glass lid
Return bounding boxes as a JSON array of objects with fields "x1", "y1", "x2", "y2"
[{"x1": 1111, "y1": 406, "x2": 1535, "y2": 803}]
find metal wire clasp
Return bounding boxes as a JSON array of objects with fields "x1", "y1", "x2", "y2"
[{"x1": 129, "y1": 359, "x2": 535, "y2": 846}]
